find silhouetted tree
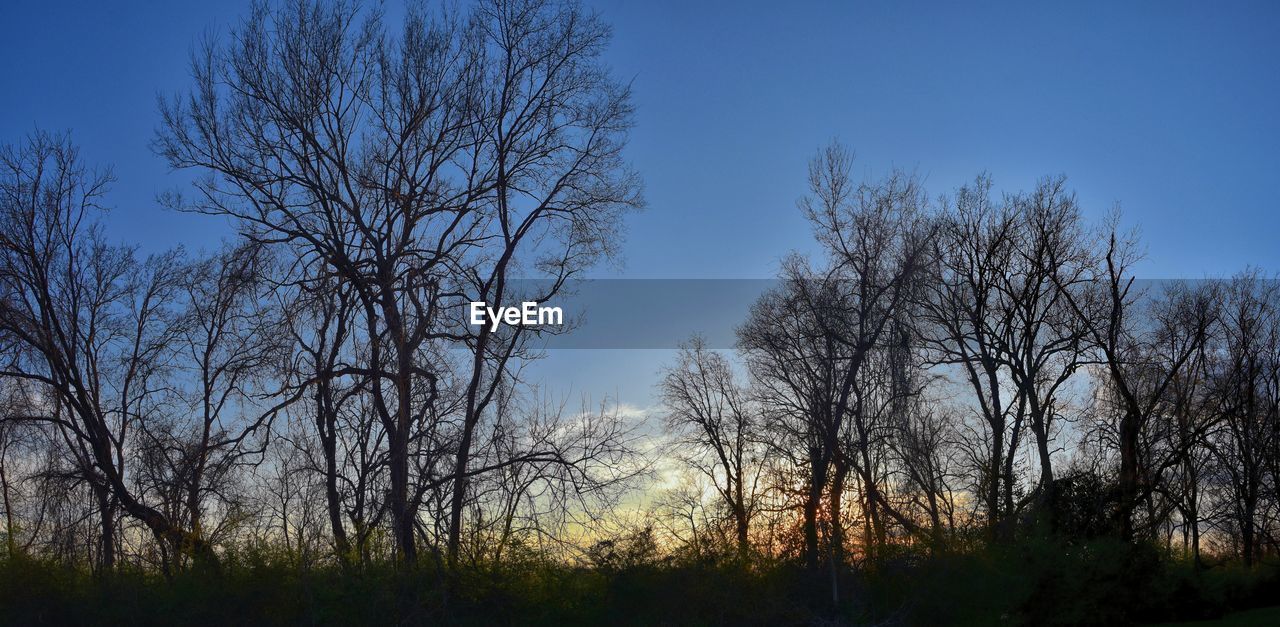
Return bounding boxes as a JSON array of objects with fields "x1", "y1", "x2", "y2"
[
  {"x1": 155, "y1": 0, "x2": 641, "y2": 566},
  {"x1": 660, "y1": 336, "x2": 763, "y2": 557},
  {"x1": 0, "y1": 131, "x2": 212, "y2": 567}
]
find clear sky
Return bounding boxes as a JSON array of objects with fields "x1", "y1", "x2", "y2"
[
  {"x1": 3, "y1": 1, "x2": 1278, "y2": 277},
  {"x1": 3, "y1": 0, "x2": 1279, "y2": 410}
]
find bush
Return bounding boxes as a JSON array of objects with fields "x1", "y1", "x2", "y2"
[{"x1": 1, "y1": 542, "x2": 1275, "y2": 626}]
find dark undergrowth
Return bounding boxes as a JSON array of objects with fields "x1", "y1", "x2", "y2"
[{"x1": 1, "y1": 540, "x2": 1276, "y2": 626}]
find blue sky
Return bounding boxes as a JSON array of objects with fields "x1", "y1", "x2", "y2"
[
  {"x1": 2, "y1": 1, "x2": 1278, "y2": 278},
  {"x1": 4, "y1": 0, "x2": 1279, "y2": 409}
]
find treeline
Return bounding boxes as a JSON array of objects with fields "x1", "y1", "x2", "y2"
[
  {"x1": 657, "y1": 143, "x2": 1280, "y2": 577},
  {"x1": 1, "y1": 0, "x2": 642, "y2": 575},
  {"x1": 1, "y1": 0, "x2": 1279, "y2": 624}
]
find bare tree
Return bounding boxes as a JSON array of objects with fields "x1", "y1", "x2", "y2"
[
  {"x1": 660, "y1": 336, "x2": 763, "y2": 557},
  {"x1": 1150, "y1": 290, "x2": 1220, "y2": 565},
  {"x1": 155, "y1": 0, "x2": 640, "y2": 566},
  {"x1": 739, "y1": 262, "x2": 843, "y2": 569},
  {"x1": 999, "y1": 178, "x2": 1094, "y2": 516},
  {"x1": 920, "y1": 175, "x2": 1094, "y2": 536},
  {"x1": 441, "y1": 0, "x2": 643, "y2": 567},
  {"x1": 156, "y1": 243, "x2": 291, "y2": 550},
  {"x1": 1207, "y1": 271, "x2": 1279, "y2": 565},
  {"x1": 1061, "y1": 225, "x2": 1217, "y2": 540},
  {"x1": 917, "y1": 175, "x2": 1021, "y2": 538},
  {"x1": 0, "y1": 131, "x2": 210, "y2": 566},
  {"x1": 800, "y1": 142, "x2": 934, "y2": 562},
  {"x1": 281, "y1": 270, "x2": 368, "y2": 565},
  {"x1": 739, "y1": 142, "x2": 932, "y2": 580},
  {"x1": 889, "y1": 401, "x2": 961, "y2": 546}
]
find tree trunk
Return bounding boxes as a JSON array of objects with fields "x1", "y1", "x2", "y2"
[
  {"x1": 1241, "y1": 496, "x2": 1257, "y2": 567},
  {"x1": 1, "y1": 451, "x2": 16, "y2": 559},
  {"x1": 829, "y1": 458, "x2": 849, "y2": 565},
  {"x1": 320, "y1": 404, "x2": 351, "y2": 567},
  {"x1": 1116, "y1": 411, "x2": 1141, "y2": 541},
  {"x1": 94, "y1": 482, "x2": 115, "y2": 572},
  {"x1": 988, "y1": 426, "x2": 1003, "y2": 541},
  {"x1": 1030, "y1": 410, "x2": 1056, "y2": 527},
  {"x1": 387, "y1": 309, "x2": 418, "y2": 567},
  {"x1": 389, "y1": 426, "x2": 415, "y2": 566},
  {"x1": 803, "y1": 452, "x2": 828, "y2": 569}
]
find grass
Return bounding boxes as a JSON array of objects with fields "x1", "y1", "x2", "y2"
[
  {"x1": 1, "y1": 539, "x2": 1276, "y2": 626},
  {"x1": 1151, "y1": 606, "x2": 1280, "y2": 626}
]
